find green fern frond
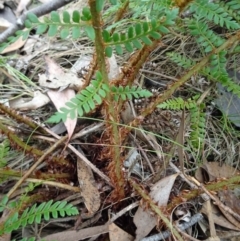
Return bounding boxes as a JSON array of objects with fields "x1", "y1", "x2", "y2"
[
  {"x1": 209, "y1": 51, "x2": 227, "y2": 70},
  {"x1": 0, "y1": 139, "x2": 9, "y2": 167},
  {"x1": 157, "y1": 96, "x2": 198, "y2": 110},
  {"x1": 130, "y1": 0, "x2": 174, "y2": 18},
  {"x1": 224, "y1": 0, "x2": 240, "y2": 22},
  {"x1": 104, "y1": 8, "x2": 178, "y2": 56},
  {"x1": 111, "y1": 86, "x2": 152, "y2": 101},
  {"x1": 24, "y1": 8, "x2": 94, "y2": 40},
  {"x1": 157, "y1": 96, "x2": 205, "y2": 150},
  {"x1": 188, "y1": 18, "x2": 225, "y2": 53},
  {"x1": 167, "y1": 52, "x2": 195, "y2": 68},
  {"x1": 0, "y1": 30, "x2": 30, "y2": 53},
  {"x1": 47, "y1": 71, "x2": 108, "y2": 123},
  {"x1": 2, "y1": 200, "x2": 79, "y2": 234},
  {"x1": 204, "y1": 68, "x2": 240, "y2": 96},
  {"x1": 189, "y1": 103, "x2": 206, "y2": 150},
  {"x1": 189, "y1": 0, "x2": 240, "y2": 29}
]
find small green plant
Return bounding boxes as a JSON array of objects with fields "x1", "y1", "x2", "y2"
[
  {"x1": 158, "y1": 96, "x2": 206, "y2": 150},
  {"x1": 0, "y1": 139, "x2": 9, "y2": 168},
  {"x1": 0, "y1": 0, "x2": 240, "y2": 239},
  {"x1": 0, "y1": 195, "x2": 78, "y2": 237}
]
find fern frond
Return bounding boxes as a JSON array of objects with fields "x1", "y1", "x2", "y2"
[
  {"x1": 0, "y1": 139, "x2": 9, "y2": 167},
  {"x1": 0, "y1": 30, "x2": 30, "y2": 53},
  {"x1": 188, "y1": 18, "x2": 225, "y2": 53},
  {"x1": 167, "y1": 52, "x2": 195, "y2": 68},
  {"x1": 157, "y1": 96, "x2": 205, "y2": 150},
  {"x1": 129, "y1": 0, "x2": 174, "y2": 18},
  {"x1": 3, "y1": 200, "x2": 79, "y2": 234},
  {"x1": 157, "y1": 96, "x2": 198, "y2": 110},
  {"x1": 24, "y1": 8, "x2": 94, "y2": 40},
  {"x1": 209, "y1": 51, "x2": 227, "y2": 70},
  {"x1": 104, "y1": 8, "x2": 178, "y2": 56},
  {"x1": 189, "y1": 103, "x2": 206, "y2": 150},
  {"x1": 203, "y1": 68, "x2": 240, "y2": 96},
  {"x1": 189, "y1": 0, "x2": 240, "y2": 29},
  {"x1": 111, "y1": 86, "x2": 152, "y2": 101},
  {"x1": 224, "y1": 0, "x2": 240, "y2": 22},
  {"x1": 47, "y1": 71, "x2": 108, "y2": 123}
]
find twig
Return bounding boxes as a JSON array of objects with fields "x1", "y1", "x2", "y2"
[
  {"x1": 11, "y1": 177, "x2": 80, "y2": 192},
  {"x1": 140, "y1": 213, "x2": 203, "y2": 241},
  {"x1": 41, "y1": 126, "x2": 113, "y2": 186},
  {"x1": 0, "y1": 0, "x2": 75, "y2": 43},
  {"x1": 7, "y1": 135, "x2": 68, "y2": 198},
  {"x1": 190, "y1": 177, "x2": 240, "y2": 227}
]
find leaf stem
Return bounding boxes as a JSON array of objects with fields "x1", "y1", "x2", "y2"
[{"x1": 89, "y1": 0, "x2": 125, "y2": 197}]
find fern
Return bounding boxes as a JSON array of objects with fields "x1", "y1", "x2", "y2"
[
  {"x1": 168, "y1": 52, "x2": 240, "y2": 98},
  {"x1": 47, "y1": 71, "x2": 108, "y2": 123},
  {"x1": 48, "y1": 71, "x2": 152, "y2": 123},
  {"x1": 224, "y1": 0, "x2": 240, "y2": 22},
  {"x1": 104, "y1": 8, "x2": 178, "y2": 56},
  {"x1": 189, "y1": 103, "x2": 206, "y2": 150},
  {"x1": 188, "y1": 18, "x2": 225, "y2": 53},
  {"x1": 11, "y1": 7, "x2": 178, "y2": 57},
  {"x1": 0, "y1": 139, "x2": 9, "y2": 167},
  {"x1": 157, "y1": 96, "x2": 205, "y2": 150},
  {"x1": 112, "y1": 85, "x2": 152, "y2": 101},
  {"x1": 1, "y1": 199, "x2": 79, "y2": 235},
  {"x1": 157, "y1": 96, "x2": 199, "y2": 110},
  {"x1": 189, "y1": 0, "x2": 240, "y2": 29},
  {"x1": 167, "y1": 52, "x2": 195, "y2": 69},
  {"x1": 129, "y1": 0, "x2": 174, "y2": 18}
]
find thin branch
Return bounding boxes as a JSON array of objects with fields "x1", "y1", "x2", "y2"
[{"x1": 0, "y1": 0, "x2": 75, "y2": 43}]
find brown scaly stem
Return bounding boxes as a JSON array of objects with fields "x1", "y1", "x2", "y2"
[
  {"x1": 112, "y1": 41, "x2": 159, "y2": 87},
  {"x1": 120, "y1": 31, "x2": 240, "y2": 139},
  {"x1": 0, "y1": 120, "x2": 70, "y2": 166},
  {"x1": 89, "y1": 0, "x2": 125, "y2": 198},
  {"x1": 111, "y1": 0, "x2": 129, "y2": 34},
  {"x1": 7, "y1": 135, "x2": 68, "y2": 198},
  {"x1": 79, "y1": 1, "x2": 129, "y2": 90},
  {"x1": 129, "y1": 179, "x2": 184, "y2": 241},
  {"x1": 0, "y1": 103, "x2": 48, "y2": 134},
  {"x1": 0, "y1": 168, "x2": 71, "y2": 179},
  {"x1": 167, "y1": 174, "x2": 240, "y2": 212}
]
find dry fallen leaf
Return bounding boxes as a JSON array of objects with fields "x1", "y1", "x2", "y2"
[
  {"x1": 195, "y1": 161, "x2": 237, "y2": 182},
  {"x1": 77, "y1": 158, "x2": 101, "y2": 213},
  {"x1": 43, "y1": 224, "x2": 109, "y2": 241},
  {"x1": 134, "y1": 173, "x2": 179, "y2": 241},
  {"x1": 47, "y1": 89, "x2": 76, "y2": 139},
  {"x1": 1, "y1": 36, "x2": 26, "y2": 54},
  {"x1": 109, "y1": 223, "x2": 134, "y2": 241},
  {"x1": 15, "y1": 0, "x2": 31, "y2": 16},
  {"x1": 9, "y1": 91, "x2": 50, "y2": 110},
  {"x1": 201, "y1": 201, "x2": 240, "y2": 231},
  {"x1": 41, "y1": 56, "x2": 79, "y2": 139}
]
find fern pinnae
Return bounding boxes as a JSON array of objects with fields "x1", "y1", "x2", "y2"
[
  {"x1": 189, "y1": 0, "x2": 240, "y2": 29},
  {"x1": 188, "y1": 18, "x2": 225, "y2": 53},
  {"x1": 167, "y1": 52, "x2": 195, "y2": 69},
  {"x1": 3, "y1": 200, "x2": 78, "y2": 234},
  {"x1": 157, "y1": 96, "x2": 206, "y2": 150},
  {"x1": 0, "y1": 139, "x2": 9, "y2": 167}
]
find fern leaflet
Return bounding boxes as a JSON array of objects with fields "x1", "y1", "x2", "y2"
[
  {"x1": 47, "y1": 71, "x2": 108, "y2": 123},
  {"x1": 2, "y1": 200, "x2": 78, "y2": 234},
  {"x1": 0, "y1": 139, "x2": 9, "y2": 167},
  {"x1": 157, "y1": 96, "x2": 205, "y2": 150},
  {"x1": 189, "y1": 0, "x2": 240, "y2": 29},
  {"x1": 188, "y1": 18, "x2": 225, "y2": 53}
]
